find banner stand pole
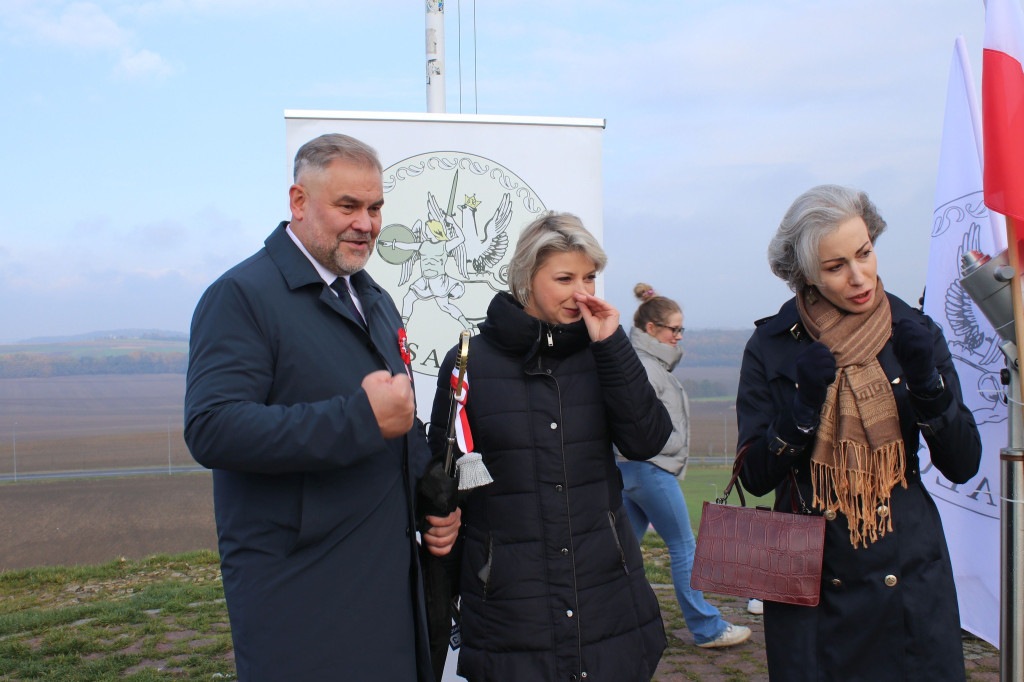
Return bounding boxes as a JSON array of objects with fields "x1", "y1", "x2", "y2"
[{"x1": 425, "y1": 0, "x2": 446, "y2": 114}]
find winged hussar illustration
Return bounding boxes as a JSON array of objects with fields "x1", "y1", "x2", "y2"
[{"x1": 397, "y1": 189, "x2": 513, "y2": 286}]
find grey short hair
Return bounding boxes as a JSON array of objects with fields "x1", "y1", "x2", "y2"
[
  {"x1": 768, "y1": 184, "x2": 887, "y2": 291},
  {"x1": 293, "y1": 133, "x2": 382, "y2": 183},
  {"x1": 507, "y1": 211, "x2": 608, "y2": 307}
]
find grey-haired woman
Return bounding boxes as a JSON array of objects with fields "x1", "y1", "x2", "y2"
[{"x1": 737, "y1": 185, "x2": 981, "y2": 680}]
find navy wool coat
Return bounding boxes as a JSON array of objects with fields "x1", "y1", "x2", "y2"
[
  {"x1": 429, "y1": 292, "x2": 672, "y2": 682},
  {"x1": 185, "y1": 223, "x2": 434, "y2": 682},
  {"x1": 737, "y1": 293, "x2": 981, "y2": 682}
]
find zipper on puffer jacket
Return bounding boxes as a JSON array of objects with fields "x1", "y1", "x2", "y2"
[
  {"x1": 477, "y1": 533, "x2": 493, "y2": 600},
  {"x1": 608, "y1": 511, "x2": 630, "y2": 575}
]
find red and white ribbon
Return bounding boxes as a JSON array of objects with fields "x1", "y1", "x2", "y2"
[{"x1": 450, "y1": 367, "x2": 474, "y2": 453}]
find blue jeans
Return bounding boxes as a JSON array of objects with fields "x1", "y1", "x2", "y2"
[{"x1": 618, "y1": 460, "x2": 728, "y2": 645}]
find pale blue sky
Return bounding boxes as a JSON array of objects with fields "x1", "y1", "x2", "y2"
[{"x1": 0, "y1": 0, "x2": 992, "y2": 341}]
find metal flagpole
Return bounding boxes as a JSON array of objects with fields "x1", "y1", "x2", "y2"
[
  {"x1": 960, "y1": 237, "x2": 1024, "y2": 681},
  {"x1": 425, "y1": 0, "x2": 446, "y2": 113},
  {"x1": 1001, "y1": 218, "x2": 1024, "y2": 681}
]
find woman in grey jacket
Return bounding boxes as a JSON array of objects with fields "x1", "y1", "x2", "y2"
[{"x1": 616, "y1": 284, "x2": 751, "y2": 649}]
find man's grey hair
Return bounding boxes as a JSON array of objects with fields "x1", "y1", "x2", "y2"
[
  {"x1": 767, "y1": 184, "x2": 887, "y2": 291},
  {"x1": 507, "y1": 211, "x2": 608, "y2": 307},
  {"x1": 293, "y1": 133, "x2": 382, "y2": 183}
]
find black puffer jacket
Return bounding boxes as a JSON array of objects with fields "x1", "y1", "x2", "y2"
[{"x1": 429, "y1": 292, "x2": 672, "y2": 682}]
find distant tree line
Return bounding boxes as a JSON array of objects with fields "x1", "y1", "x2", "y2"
[
  {"x1": 680, "y1": 329, "x2": 751, "y2": 367},
  {"x1": 680, "y1": 378, "x2": 730, "y2": 399},
  {"x1": 0, "y1": 329, "x2": 752, "y2": 380},
  {"x1": 139, "y1": 333, "x2": 188, "y2": 341},
  {"x1": 0, "y1": 352, "x2": 187, "y2": 378}
]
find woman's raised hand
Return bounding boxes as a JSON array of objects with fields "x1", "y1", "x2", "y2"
[
  {"x1": 793, "y1": 342, "x2": 837, "y2": 428},
  {"x1": 575, "y1": 293, "x2": 620, "y2": 342}
]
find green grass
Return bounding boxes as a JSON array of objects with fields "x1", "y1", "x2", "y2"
[
  {"x1": 679, "y1": 463, "x2": 774, "y2": 532},
  {"x1": 0, "y1": 551, "x2": 234, "y2": 680}
]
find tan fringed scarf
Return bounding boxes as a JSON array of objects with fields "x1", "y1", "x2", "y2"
[{"x1": 796, "y1": 279, "x2": 906, "y2": 548}]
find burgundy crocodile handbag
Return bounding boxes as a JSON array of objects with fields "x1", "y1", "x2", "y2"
[{"x1": 690, "y1": 445, "x2": 825, "y2": 607}]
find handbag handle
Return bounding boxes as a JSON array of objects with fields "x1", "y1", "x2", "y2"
[
  {"x1": 720, "y1": 441, "x2": 812, "y2": 515},
  {"x1": 718, "y1": 443, "x2": 750, "y2": 506}
]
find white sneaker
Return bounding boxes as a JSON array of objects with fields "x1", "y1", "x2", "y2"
[
  {"x1": 747, "y1": 598, "x2": 764, "y2": 615},
  {"x1": 696, "y1": 623, "x2": 752, "y2": 648}
]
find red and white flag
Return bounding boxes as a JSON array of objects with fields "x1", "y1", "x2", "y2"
[{"x1": 983, "y1": 0, "x2": 1024, "y2": 222}]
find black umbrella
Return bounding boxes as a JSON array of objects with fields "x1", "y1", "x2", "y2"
[{"x1": 418, "y1": 329, "x2": 492, "y2": 680}]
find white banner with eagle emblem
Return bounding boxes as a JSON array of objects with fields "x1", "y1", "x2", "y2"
[
  {"x1": 922, "y1": 36, "x2": 1005, "y2": 647},
  {"x1": 286, "y1": 111, "x2": 604, "y2": 681},
  {"x1": 285, "y1": 111, "x2": 604, "y2": 423}
]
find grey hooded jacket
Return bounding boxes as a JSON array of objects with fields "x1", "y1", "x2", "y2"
[{"x1": 616, "y1": 326, "x2": 690, "y2": 479}]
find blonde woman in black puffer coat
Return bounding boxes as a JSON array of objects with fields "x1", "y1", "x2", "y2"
[{"x1": 428, "y1": 213, "x2": 672, "y2": 682}]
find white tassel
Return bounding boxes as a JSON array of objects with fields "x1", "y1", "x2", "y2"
[{"x1": 456, "y1": 452, "x2": 493, "y2": 491}]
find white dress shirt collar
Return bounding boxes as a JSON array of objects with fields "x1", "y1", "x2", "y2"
[{"x1": 285, "y1": 223, "x2": 365, "y2": 316}]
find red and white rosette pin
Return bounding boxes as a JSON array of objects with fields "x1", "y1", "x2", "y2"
[{"x1": 397, "y1": 328, "x2": 412, "y2": 379}]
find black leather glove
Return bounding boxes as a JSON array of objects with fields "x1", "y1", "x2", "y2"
[
  {"x1": 792, "y1": 341, "x2": 837, "y2": 428},
  {"x1": 892, "y1": 318, "x2": 942, "y2": 395},
  {"x1": 417, "y1": 460, "x2": 459, "y2": 519}
]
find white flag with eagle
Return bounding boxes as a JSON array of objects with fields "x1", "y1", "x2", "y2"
[{"x1": 921, "y1": 35, "x2": 1005, "y2": 647}]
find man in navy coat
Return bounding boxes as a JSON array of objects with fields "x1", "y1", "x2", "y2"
[{"x1": 185, "y1": 133, "x2": 460, "y2": 681}]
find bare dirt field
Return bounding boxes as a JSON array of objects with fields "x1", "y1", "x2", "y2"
[
  {"x1": 0, "y1": 473, "x2": 217, "y2": 572},
  {"x1": 0, "y1": 430, "x2": 192, "y2": 474},
  {"x1": 673, "y1": 366, "x2": 741, "y2": 459},
  {"x1": 688, "y1": 399, "x2": 739, "y2": 460},
  {"x1": 675, "y1": 365, "x2": 741, "y2": 394},
  {"x1": 0, "y1": 371, "x2": 737, "y2": 573},
  {"x1": 0, "y1": 374, "x2": 188, "y2": 474},
  {"x1": 0, "y1": 370, "x2": 740, "y2": 476},
  {"x1": 0, "y1": 374, "x2": 184, "y2": 440}
]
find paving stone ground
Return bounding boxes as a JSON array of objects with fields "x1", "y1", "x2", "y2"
[{"x1": 650, "y1": 587, "x2": 1001, "y2": 682}]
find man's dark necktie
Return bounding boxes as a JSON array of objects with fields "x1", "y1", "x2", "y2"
[{"x1": 330, "y1": 277, "x2": 366, "y2": 328}]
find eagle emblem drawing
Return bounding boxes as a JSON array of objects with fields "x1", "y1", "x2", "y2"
[
  {"x1": 367, "y1": 151, "x2": 546, "y2": 376},
  {"x1": 933, "y1": 202, "x2": 1005, "y2": 426}
]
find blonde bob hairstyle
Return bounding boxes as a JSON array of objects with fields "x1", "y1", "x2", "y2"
[{"x1": 506, "y1": 211, "x2": 608, "y2": 308}]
